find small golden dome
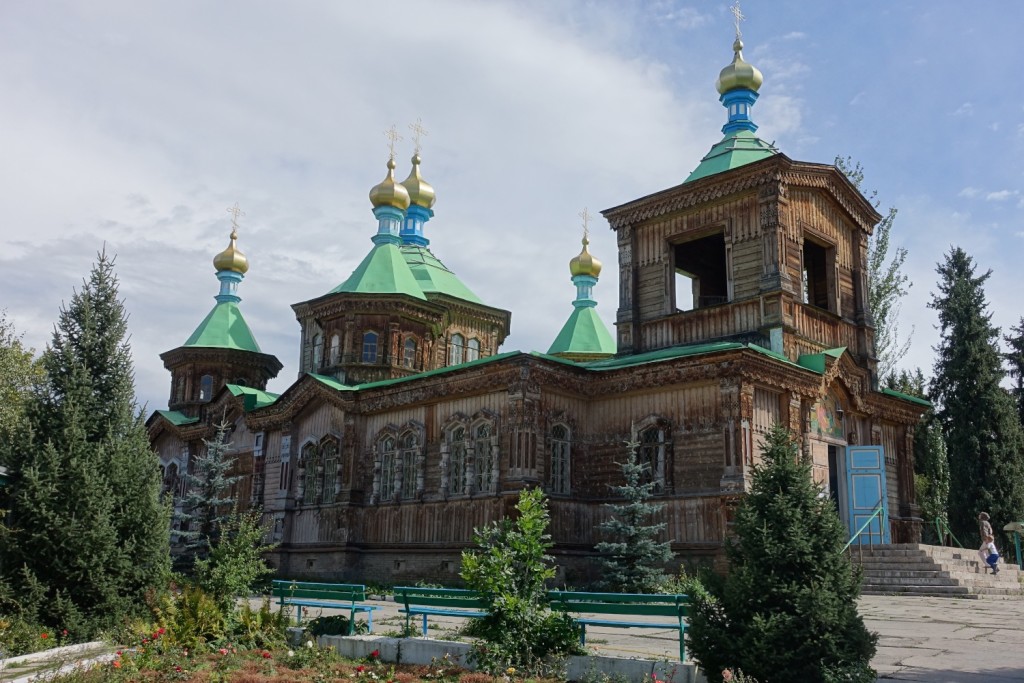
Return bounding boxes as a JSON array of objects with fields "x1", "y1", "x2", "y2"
[
  {"x1": 400, "y1": 154, "x2": 436, "y2": 209},
  {"x1": 213, "y1": 228, "x2": 249, "y2": 274},
  {"x1": 369, "y1": 158, "x2": 411, "y2": 210},
  {"x1": 715, "y1": 39, "x2": 763, "y2": 95},
  {"x1": 569, "y1": 236, "x2": 602, "y2": 278}
]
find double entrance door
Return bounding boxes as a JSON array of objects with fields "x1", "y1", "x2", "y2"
[{"x1": 827, "y1": 444, "x2": 890, "y2": 546}]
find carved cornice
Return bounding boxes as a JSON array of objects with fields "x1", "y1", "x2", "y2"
[
  {"x1": 160, "y1": 346, "x2": 283, "y2": 377},
  {"x1": 601, "y1": 156, "x2": 881, "y2": 235}
]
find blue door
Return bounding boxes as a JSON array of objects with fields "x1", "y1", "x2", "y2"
[{"x1": 845, "y1": 446, "x2": 890, "y2": 545}]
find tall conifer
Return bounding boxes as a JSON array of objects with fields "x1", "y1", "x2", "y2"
[
  {"x1": 0, "y1": 251, "x2": 169, "y2": 635},
  {"x1": 929, "y1": 248, "x2": 1024, "y2": 543},
  {"x1": 1005, "y1": 318, "x2": 1024, "y2": 426}
]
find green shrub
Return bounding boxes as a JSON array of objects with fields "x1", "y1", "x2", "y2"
[
  {"x1": 685, "y1": 425, "x2": 876, "y2": 683},
  {"x1": 303, "y1": 613, "x2": 369, "y2": 637},
  {"x1": 461, "y1": 488, "x2": 582, "y2": 675},
  {"x1": 155, "y1": 584, "x2": 226, "y2": 649},
  {"x1": 230, "y1": 597, "x2": 289, "y2": 649}
]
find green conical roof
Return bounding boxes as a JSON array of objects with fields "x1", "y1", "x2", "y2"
[
  {"x1": 401, "y1": 245, "x2": 482, "y2": 304},
  {"x1": 547, "y1": 306, "x2": 616, "y2": 357},
  {"x1": 684, "y1": 129, "x2": 779, "y2": 183},
  {"x1": 183, "y1": 300, "x2": 263, "y2": 352},
  {"x1": 330, "y1": 242, "x2": 427, "y2": 300}
]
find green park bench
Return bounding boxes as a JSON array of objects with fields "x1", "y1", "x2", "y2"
[
  {"x1": 393, "y1": 586, "x2": 488, "y2": 636},
  {"x1": 271, "y1": 580, "x2": 380, "y2": 633},
  {"x1": 547, "y1": 590, "x2": 690, "y2": 662}
]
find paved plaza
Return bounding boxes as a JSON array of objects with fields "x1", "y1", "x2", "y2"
[{"x1": 337, "y1": 593, "x2": 1024, "y2": 682}]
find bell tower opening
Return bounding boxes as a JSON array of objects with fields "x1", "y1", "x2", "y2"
[{"x1": 673, "y1": 232, "x2": 728, "y2": 312}]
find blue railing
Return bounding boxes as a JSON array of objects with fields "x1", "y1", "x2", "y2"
[
  {"x1": 842, "y1": 501, "x2": 885, "y2": 553},
  {"x1": 933, "y1": 516, "x2": 964, "y2": 549}
]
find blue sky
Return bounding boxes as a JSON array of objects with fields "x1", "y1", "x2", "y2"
[{"x1": 1, "y1": 1, "x2": 1022, "y2": 411}]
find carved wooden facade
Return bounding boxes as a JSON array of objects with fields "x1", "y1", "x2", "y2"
[{"x1": 149, "y1": 154, "x2": 926, "y2": 583}]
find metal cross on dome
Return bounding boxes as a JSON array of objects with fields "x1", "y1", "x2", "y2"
[
  {"x1": 579, "y1": 207, "x2": 592, "y2": 241},
  {"x1": 384, "y1": 124, "x2": 402, "y2": 160},
  {"x1": 409, "y1": 118, "x2": 428, "y2": 155},
  {"x1": 731, "y1": 1, "x2": 745, "y2": 40},
  {"x1": 226, "y1": 202, "x2": 245, "y2": 230}
]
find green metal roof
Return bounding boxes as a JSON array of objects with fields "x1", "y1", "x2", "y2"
[
  {"x1": 183, "y1": 301, "x2": 263, "y2": 352},
  {"x1": 881, "y1": 387, "x2": 932, "y2": 407},
  {"x1": 797, "y1": 347, "x2": 847, "y2": 374},
  {"x1": 156, "y1": 410, "x2": 199, "y2": 426},
  {"x1": 547, "y1": 306, "x2": 616, "y2": 357},
  {"x1": 684, "y1": 129, "x2": 780, "y2": 183},
  {"x1": 329, "y1": 242, "x2": 427, "y2": 300},
  {"x1": 225, "y1": 384, "x2": 280, "y2": 411},
  {"x1": 401, "y1": 245, "x2": 483, "y2": 304}
]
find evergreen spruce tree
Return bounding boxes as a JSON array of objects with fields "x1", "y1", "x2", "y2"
[
  {"x1": 594, "y1": 441, "x2": 673, "y2": 593},
  {"x1": 685, "y1": 425, "x2": 877, "y2": 683},
  {"x1": 1005, "y1": 317, "x2": 1024, "y2": 426},
  {"x1": 177, "y1": 421, "x2": 242, "y2": 564},
  {"x1": 885, "y1": 369, "x2": 949, "y2": 544},
  {"x1": 929, "y1": 248, "x2": 1024, "y2": 542},
  {"x1": 0, "y1": 311, "x2": 43, "y2": 438},
  {"x1": 0, "y1": 251, "x2": 170, "y2": 635}
]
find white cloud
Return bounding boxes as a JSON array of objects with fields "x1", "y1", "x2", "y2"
[
  {"x1": 659, "y1": 6, "x2": 712, "y2": 30},
  {"x1": 781, "y1": 31, "x2": 806, "y2": 40},
  {"x1": 959, "y1": 187, "x2": 980, "y2": 198},
  {"x1": 985, "y1": 190, "x2": 1017, "y2": 201},
  {"x1": 952, "y1": 102, "x2": 974, "y2": 117}
]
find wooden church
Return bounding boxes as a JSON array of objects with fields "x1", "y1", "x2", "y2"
[{"x1": 147, "y1": 24, "x2": 928, "y2": 582}]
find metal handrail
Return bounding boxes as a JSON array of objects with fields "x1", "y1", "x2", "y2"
[
  {"x1": 933, "y1": 516, "x2": 964, "y2": 549},
  {"x1": 842, "y1": 501, "x2": 885, "y2": 553}
]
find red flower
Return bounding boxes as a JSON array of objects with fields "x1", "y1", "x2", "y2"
[
  {"x1": 61, "y1": 629, "x2": 68, "y2": 637},
  {"x1": 261, "y1": 650, "x2": 272, "y2": 659},
  {"x1": 370, "y1": 649, "x2": 380, "y2": 659},
  {"x1": 357, "y1": 665, "x2": 367, "y2": 672},
  {"x1": 175, "y1": 665, "x2": 182, "y2": 672},
  {"x1": 157, "y1": 627, "x2": 166, "y2": 635},
  {"x1": 218, "y1": 648, "x2": 228, "y2": 655},
  {"x1": 112, "y1": 660, "x2": 122, "y2": 669},
  {"x1": 40, "y1": 633, "x2": 48, "y2": 639}
]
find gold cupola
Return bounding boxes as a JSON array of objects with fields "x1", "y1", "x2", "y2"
[
  {"x1": 369, "y1": 158, "x2": 412, "y2": 211},
  {"x1": 569, "y1": 235, "x2": 602, "y2": 278},
  {"x1": 400, "y1": 153, "x2": 436, "y2": 209},
  {"x1": 715, "y1": 38, "x2": 763, "y2": 94},
  {"x1": 213, "y1": 228, "x2": 249, "y2": 274}
]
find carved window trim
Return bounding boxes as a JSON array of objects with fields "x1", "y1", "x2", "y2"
[
  {"x1": 632, "y1": 416, "x2": 671, "y2": 493},
  {"x1": 549, "y1": 423, "x2": 571, "y2": 495}
]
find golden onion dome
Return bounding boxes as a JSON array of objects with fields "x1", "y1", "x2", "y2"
[
  {"x1": 715, "y1": 39, "x2": 763, "y2": 95},
  {"x1": 369, "y1": 158, "x2": 411, "y2": 210},
  {"x1": 569, "y1": 236, "x2": 602, "y2": 278},
  {"x1": 400, "y1": 153, "x2": 436, "y2": 209},
  {"x1": 213, "y1": 228, "x2": 249, "y2": 274}
]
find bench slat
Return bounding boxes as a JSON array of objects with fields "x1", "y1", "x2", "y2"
[
  {"x1": 548, "y1": 591, "x2": 685, "y2": 603},
  {"x1": 577, "y1": 618, "x2": 678, "y2": 628},
  {"x1": 399, "y1": 607, "x2": 487, "y2": 618},
  {"x1": 550, "y1": 601, "x2": 687, "y2": 617}
]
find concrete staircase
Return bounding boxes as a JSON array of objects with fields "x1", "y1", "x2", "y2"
[{"x1": 850, "y1": 543, "x2": 1023, "y2": 599}]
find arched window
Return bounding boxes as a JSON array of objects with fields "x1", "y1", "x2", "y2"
[
  {"x1": 301, "y1": 442, "x2": 319, "y2": 505},
  {"x1": 379, "y1": 436, "x2": 397, "y2": 499},
  {"x1": 449, "y1": 333, "x2": 465, "y2": 365},
  {"x1": 320, "y1": 439, "x2": 339, "y2": 504},
  {"x1": 467, "y1": 338, "x2": 481, "y2": 362},
  {"x1": 637, "y1": 424, "x2": 668, "y2": 492},
  {"x1": 199, "y1": 374, "x2": 213, "y2": 402},
  {"x1": 400, "y1": 431, "x2": 418, "y2": 499},
  {"x1": 312, "y1": 334, "x2": 323, "y2": 369},
  {"x1": 329, "y1": 334, "x2": 341, "y2": 365},
  {"x1": 550, "y1": 424, "x2": 570, "y2": 494},
  {"x1": 362, "y1": 331, "x2": 379, "y2": 363},
  {"x1": 403, "y1": 338, "x2": 417, "y2": 369},
  {"x1": 474, "y1": 421, "x2": 495, "y2": 493},
  {"x1": 448, "y1": 426, "x2": 467, "y2": 495}
]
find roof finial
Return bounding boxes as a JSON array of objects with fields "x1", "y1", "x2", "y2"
[
  {"x1": 731, "y1": 1, "x2": 745, "y2": 41},
  {"x1": 226, "y1": 202, "x2": 245, "y2": 235},
  {"x1": 409, "y1": 118, "x2": 429, "y2": 155},
  {"x1": 578, "y1": 207, "x2": 592, "y2": 244},
  {"x1": 384, "y1": 124, "x2": 402, "y2": 161}
]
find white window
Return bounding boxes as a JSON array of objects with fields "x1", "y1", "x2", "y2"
[
  {"x1": 467, "y1": 338, "x2": 481, "y2": 362},
  {"x1": 329, "y1": 334, "x2": 341, "y2": 365},
  {"x1": 473, "y1": 422, "x2": 495, "y2": 493},
  {"x1": 448, "y1": 426, "x2": 467, "y2": 495},
  {"x1": 312, "y1": 334, "x2": 323, "y2": 369},
  {"x1": 301, "y1": 443, "x2": 319, "y2": 505},
  {"x1": 400, "y1": 431, "x2": 418, "y2": 499},
  {"x1": 321, "y1": 439, "x2": 339, "y2": 504},
  {"x1": 379, "y1": 436, "x2": 397, "y2": 499},
  {"x1": 362, "y1": 332, "x2": 379, "y2": 363},
  {"x1": 253, "y1": 432, "x2": 265, "y2": 458},
  {"x1": 550, "y1": 424, "x2": 570, "y2": 494},
  {"x1": 637, "y1": 425, "x2": 667, "y2": 492},
  {"x1": 450, "y1": 333, "x2": 465, "y2": 365},
  {"x1": 403, "y1": 338, "x2": 417, "y2": 369},
  {"x1": 199, "y1": 374, "x2": 213, "y2": 402}
]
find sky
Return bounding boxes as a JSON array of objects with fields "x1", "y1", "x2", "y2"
[{"x1": 2, "y1": 1, "x2": 1023, "y2": 412}]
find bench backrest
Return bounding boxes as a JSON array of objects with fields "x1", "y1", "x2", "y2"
[
  {"x1": 546, "y1": 591, "x2": 690, "y2": 618},
  {"x1": 272, "y1": 580, "x2": 367, "y2": 602},
  {"x1": 393, "y1": 586, "x2": 488, "y2": 611}
]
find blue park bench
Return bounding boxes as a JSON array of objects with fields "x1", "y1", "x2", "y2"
[
  {"x1": 271, "y1": 580, "x2": 380, "y2": 633},
  {"x1": 393, "y1": 586, "x2": 488, "y2": 637},
  {"x1": 547, "y1": 590, "x2": 690, "y2": 662}
]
